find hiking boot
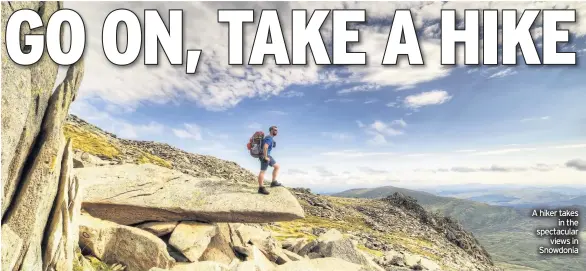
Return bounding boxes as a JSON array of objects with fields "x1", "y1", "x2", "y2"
[
  {"x1": 258, "y1": 186, "x2": 270, "y2": 195},
  {"x1": 270, "y1": 180, "x2": 282, "y2": 187}
]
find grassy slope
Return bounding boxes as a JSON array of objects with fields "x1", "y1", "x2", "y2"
[{"x1": 333, "y1": 186, "x2": 586, "y2": 271}]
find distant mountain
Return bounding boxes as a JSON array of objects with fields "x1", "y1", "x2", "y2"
[
  {"x1": 437, "y1": 187, "x2": 586, "y2": 208},
  {"x1": 333, "y1": 185, "x2": 586, "y2": 271}
]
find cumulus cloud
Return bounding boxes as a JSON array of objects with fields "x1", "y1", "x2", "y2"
[
  {"x1": 404, "y1": 90, "x2": 452, "y2": 109},
  {"x1": 172, "y1": 123, "x2": 203, "y2": 140},
  {"x1": 63, "y1": 1, "x2": 586, "y2": 113},
  {"x1": 566, "y1": 159, "x2": 586, "y2": 171},
  {"x1": 69, "y1": 100, "x2": 164, "y2": 140},
  {"x1": 337, "y1": 84, "x2": 382, "y2": 94}
]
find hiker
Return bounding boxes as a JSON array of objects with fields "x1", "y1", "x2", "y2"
[{"x1": 258, "y1": 126, "x2": 282, "y2": 195}]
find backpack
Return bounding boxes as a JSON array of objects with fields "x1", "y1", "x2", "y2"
[{"x1": 247, "y1": 131, "x2": 265, "y2": 158}]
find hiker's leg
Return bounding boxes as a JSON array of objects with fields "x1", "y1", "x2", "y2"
[
  {"x1": 272, "y1": 163, "x2": 280, "y2": 181},
  {"x1": 259, "y1": 158, "x2": 269, "y2": 186},
  {"x1": 258, "y1": 170, "x2": 265, "y2": 187},
  {"x1": 269, "y1": 156, "x2": 282, "y2": 187}
]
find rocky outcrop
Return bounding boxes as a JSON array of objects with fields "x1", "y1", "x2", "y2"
[
  {"x1": 79, "y1": 213, "x2": 176, "y2": 271},
  {"x1": 382, "y1": 192, "x2": 493, "y2": 266},
  {"x1": 287, "y1": 188, "x2": 501, "y2": 271},
  {"x1": 75, "y1": 163, "x2": 305, "y2": 225},
  {"x1": 1, "y1": 2, "x2": 86, "y2": 270},
  {"x1": 1, "y1": 1, "x2": 62, "y2": 215},
  {"x1": 43, "y1": 141, "x2": 83, "y2": 271}
]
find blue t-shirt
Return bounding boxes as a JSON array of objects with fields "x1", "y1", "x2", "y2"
[{"x1": 263, "y1": 136, "x2": 274, "y2": 155}]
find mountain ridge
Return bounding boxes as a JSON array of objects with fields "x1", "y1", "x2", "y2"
[
  {"x1": 63, "y1": 114, "x2": 502, "y2": 271},
  {"x1": 333, "y1": 186, "x2": 586, "y2": 271}
]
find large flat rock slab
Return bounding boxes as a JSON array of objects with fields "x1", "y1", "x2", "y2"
[{"x1": 75, "y1": 164, "x2": 305, "y2": 225}]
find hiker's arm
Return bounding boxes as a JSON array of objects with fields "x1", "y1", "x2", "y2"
[{"x1": 263, "y1": 143, "x2": 269, "y2": 159}]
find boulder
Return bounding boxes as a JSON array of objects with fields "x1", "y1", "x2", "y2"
[
  {"x1": 136, "y1": 221, "x2": 179, "y2": 237},
  {"x1": 199, "y1": 223, "x2": 240, "y2": 265},
  {"x1": 75, "y1": 163, "x2": 305, "y2": 225},
  {"x1": 250, "y1": 245, "x2": 276, "y2": 271},
  {"x1": 235, "y1": 224, "x2": 272, "y2": 244},
  {"x1": 310, "y1": 232, "x2": 371, "y2": 268},
  {"x1": 317, "y1": 229, "x2": 343, "y2": 243},
  {"x1": 274, "y1": 257, "x2": 364, "y2": 271},
  {"x1": 169, "y1": 221, "x2": 218, "y2": 262},
  {"x1": 297, "y1": 240, "x2": 318, "y2": 256},
  {"x1": 78, "y1": 213, "x2": 175, "y2": 271}
]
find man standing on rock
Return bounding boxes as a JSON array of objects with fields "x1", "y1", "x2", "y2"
[{"x1": 258, "y1": 125, "x2": 282, "y2": 194}]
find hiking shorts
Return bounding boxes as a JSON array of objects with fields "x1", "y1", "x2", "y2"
[{"x1": 260, "y1": 155, "x2": 276, "y2": 171}]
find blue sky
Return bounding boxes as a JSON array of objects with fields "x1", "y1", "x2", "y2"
[{"x1": 63, "y1": 1, "x2": 586, "y2": 193}]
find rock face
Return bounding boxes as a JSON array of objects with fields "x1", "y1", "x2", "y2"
[
  {"x1": 1, "y1": 1, "x2": 62, "y2": 215},
  {"x1": 42, "y1": 141, "x2": 83, "y2": 271},
  {"x1": 75, "y1": 163, "x2": 305, "y2": 225},
  {"x1": 0, "y1": 2, "x2": 86, "y2": 270}
]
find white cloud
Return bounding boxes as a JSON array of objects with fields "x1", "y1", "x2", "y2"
[
  {"x1": 364, "y1": 99, "x2": 378, "y2": 104},
  {"x1": 247, "y1": 122, "x2": 262, "y2": 130},
  {"x1": 63, "y1": 1, "x2": 586, "y2": 113},
  {"x1": 404, "y1": 90, "x2": 452, "y2": 109},
  {"x1": 472, "y1": 147, "x2": 538, "y2": 156},
  {"x1": 325, "y1": 98, "x2": 354, "y2": 103},
  {"x1": 172, "y1": 123, "x2": 203, "y2": 140},
  {"x1": 371, "y1": 120, "x2": 405, "y2": 136},
  {"x1": 69, "y1": 100, "x2": 164, "y2": 140},
  {"x1": 356, "y1": 119, "x2": 407, "y2": 145},
  {"x1": 488, "y1": 68, "x2": 518, "y2": 79},
  {"x1": 118, "y1": 122, "x2": 164, "y2": 139},
  {"x1": 321, "y1": 132, "x2": 354, "y2": 141},
  {"x1": 337, "y1": 84, "x2": 382, "y2": 94},
  {"x1": 520, "y1": 116, "x2": 551, "y2": 122},
  {"x1": 281, "y1": 91, "x2": 304, "y2": 98},
  {"x1": 521, "y1": 116, "x2": 551, "y2": 122}
]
